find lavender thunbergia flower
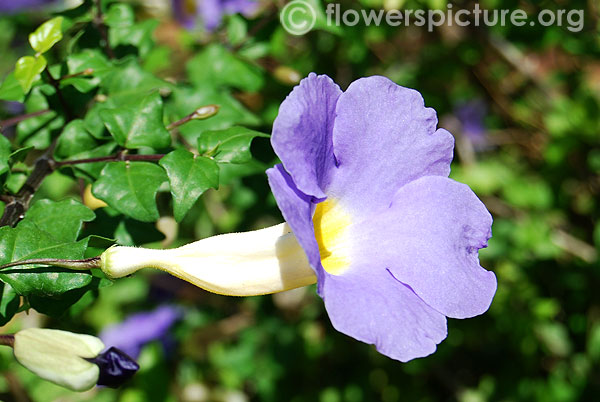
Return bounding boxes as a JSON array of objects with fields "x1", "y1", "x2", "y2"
[
  {"x1": 266, "y1": 73, "x2": 497, "y2": 362},
  {"x1": 455, "y1": 99, "x2": 489, "y2": 149},
  {"x1": 100, "y1": 305, "x2": 182, "y2": 359},
  {"x1": 173, "y1": 0, "x2": 258, "y2": 31},
  {"x1": 0, "y1": 0, "x2": 56, "y2": 13}
]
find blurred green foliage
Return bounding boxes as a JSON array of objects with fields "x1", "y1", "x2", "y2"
[{"x1": 0, "y1": 0, "x2": 599, "y2": 401}]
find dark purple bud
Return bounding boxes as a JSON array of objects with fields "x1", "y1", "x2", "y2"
[{"x1": 86, "y1": 347, "x2": 139, "y2": 388}]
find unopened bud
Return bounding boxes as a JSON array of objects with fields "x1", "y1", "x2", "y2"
[
  {"x1": 14, "y1": 328, "x2": 104, "y2": 392},
  {"x1": 273, "y1": 66, "x2": 302, "y2": 86},
  {"x1": 192, "y1": 104, "x2": 220, "y2": 120},
  {"x1": 83, "y1": 68, "x2": 94, "y2": 75},
  {"x1": 86, "y1": 347, "x2": 139, "y2": 388}
]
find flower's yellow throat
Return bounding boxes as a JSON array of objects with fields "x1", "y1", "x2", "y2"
[{"x1": 313, "y1": 199, "x2": 352, "y2": 275}]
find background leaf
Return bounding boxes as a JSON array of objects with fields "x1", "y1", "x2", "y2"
[
  {"x1": 159, "y1": 149, "x2": 219, "y2": 222},
  {"x1": 198, "y1": 126, "x2": 269, "y2": 164}
]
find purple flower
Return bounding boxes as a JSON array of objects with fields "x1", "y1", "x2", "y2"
[
  {"x1": 266, "y1": 74, "x2": 497, "y2": 362},
  {"x1": 172, "y1": 0, "x2": 258, "y2": 31},
  {"x1": 99, "y1": 305, "x2": 182, "y2": 359},
  {"x1": 455, "y1": 99, "x2": 489, "y2": 149},
  {"x1": 0, "y1": 0, "x2": 56, "y2": 13}
]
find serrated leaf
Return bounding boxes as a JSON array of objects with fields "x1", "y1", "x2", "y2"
[
  {"x1": 0, "y1": 282, "x2": 19, "y2": 326},
  {"x1": 14, "y1": 55, "x2": 47, "y2": 93},
  {"x1": 93, "y1": 162, "x2": 167, "y2": 222},
  {"x1": 187, "y1": 44, "x2": 264, "y2": 92},
  {"x1": 29, "y1": 17, "x2": 64, "y2": 54},
  {"x1": 159, "y1": 149, "x2": 219, "y2": 221},
  {"x1": 54, "y1": 120, "x2": 99, "y2": 159},
  {"x1": 0, "y1": 135, "x2": 10, "y2": 176},
  {"x1": 0, "y1": 72, "x2": 25, "y2": 102},
  {"x1": 100, "y1": 92, "x2": 171, "y2": 149},
  {"x1": 198, "y1": 126, "x2": 269, "y2": 163},
  {"x1": 0, "y1": 227, "x2": 92, "y2": 297},
  {"x1": 22, "y1": 199, "x2": 95, "y2": 243}
]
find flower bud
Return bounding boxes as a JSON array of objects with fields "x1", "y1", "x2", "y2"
[
  {"x1": 13, "y1": 329, "x2": 140, "y2": 391},
  {"x1": 13, "y1": 328, "x2": 104, "y2": 392}
]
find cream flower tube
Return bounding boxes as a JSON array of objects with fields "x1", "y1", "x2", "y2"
[{"x1": 100, "y1": 223, "x2": 317, "y2": 296}]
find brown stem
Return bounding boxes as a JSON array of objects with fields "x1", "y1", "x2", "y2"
[
  {"x1": 0, "y1": 256, "x2": 101, "y2": 271},
  {"x1": 59, "y1": 68, "x2": 94, "y2": 81},
  {"x1": 0, "y1": 335, "x2": 14, "y2": 348},
  {"x1": 0, "y1": 109, "x2": 51, "y2": 131},
  {"x1": 55, "y1": 153, "x2": 164, "y2": 167},
  {"x1": 94, "y1": 0, "x2": 115, "y2": 59},
  {"x1": 166, "y1": 105, "x2": 220, "y2": 131}
]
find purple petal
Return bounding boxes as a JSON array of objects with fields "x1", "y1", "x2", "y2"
[
  {"x1": 266, "y1": 164, "x2": 325, "y2": 287},
  {"x1": 326, "y1": 76, "x2": 454, "y2": 214},
  {"x1": 99, "y1": 305, "x2": 182, "y2": 358},
  {"x1": 322, "y1": 268, "x2": 447, "y2": 362},
  {"x1": 199, "y1": 0, "x2": 223, "y2": 31},
  {"x1": 222, "y1": 0, "x2": 258, "y2": 16},
  {"x1": 271, "y1": 73, "x2": 342, "y2": 200},
  {"x1": 354, "y1": 176, "x2": 496, "y2": 319}
]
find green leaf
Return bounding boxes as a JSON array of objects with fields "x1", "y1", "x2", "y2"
[
  {"x1": 54, "y1": 120, "x2": 99, "y2": 159},
  {"x1": 0, "y1": 282, "x2": 20, "y2": 326},
  {"x1": 0, "y1": 227, "x2": 92, "y2": 297},
  {"x1": 0, "y1": 135, "x2": 11, "y2": 176},
  {"x1": 0, "y1": 72, "x2": 25, "y2": 102},
  {"x1": 28, "y1": 276, "x2": 105, "y2": 318},
  {"x1": 227, "y1": 15, "x2": 247, "y2": 46},
  {"x1": 186, "y1": 44, "x2": 264, "y2": 92},
  {"x1": 167, "y1": 86, "x2": 260, "y2": 144},
  {"x1": 100, "y1": 92, "x2": 171, "y2": 149},
  {"x1": 104, "y1": 3, "x2": 135, "y2": 27},
  {"x1": 22, "y1": 199, "x2": 95, "y2": 243},
  {"x1": 198, "y1": 126, "x2": 269, "y2": 164},
  {"x1": 14, "y1": 55, "x2": 47, "y2": 93},
  {"x1": 159, "y1": 150, "x2": 219, "y2": 222},
  {"x1": 63, "y1": 49, "x2": 112, "y2": 93},
  {"x1": 29, "y1": 17, "x2": 64, "y2": 54},
  {"x1": 93, "y1": 162, "x2": 167, "y2": 222},
  {"x1": 16, "y1": 86, "x2": 63, "y2": 149},
  {"x1": 103, "y1": 59, "x2": 173, "y2": 105},
  {"x1": 109, "y1": 19, "x2": 159, "y2": 58},
  {"x1": 59, "y1": 142, "x2": 118, "y2": 180}
]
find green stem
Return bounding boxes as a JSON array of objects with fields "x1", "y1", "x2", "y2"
[{"x1": 0, "y1": 257, "x2": 101, "y2": 271}]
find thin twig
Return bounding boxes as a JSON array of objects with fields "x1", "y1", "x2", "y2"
[
  {"x1": 0, "y1": 256, "x2": 101, "y2": 271},
  {"x1": 0, "y1": 109, "x2": 51, "y2": 131},
  {"x1": 55, "y1": 153, "x2": 164, "y2": 167},
  {"x1": 93, "y1": 0, "x2": 115, "y2": 59},
  {"x1": 0, "y1": 335, "x2": 14, "y2": 348}
]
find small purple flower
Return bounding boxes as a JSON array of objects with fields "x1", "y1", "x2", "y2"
[
  {"x1": 0, "y1": 0, "x2": 56, "y2": 13},
  {"x1": 455, "y1": 99, "x2": 489, "y2": 149},
  {"x1": 99, "y1": 305, "x2": 182, "y2": 359},
  {"x1": 172, "y1": 0, "x2": 258, "y2": 31},
  {"x1": 266, "y1": 74, "x2": 497, "y2": 362}
]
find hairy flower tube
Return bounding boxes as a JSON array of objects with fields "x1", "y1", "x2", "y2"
[{"x1": 10, "y1": 328, "x2": 139, "y2": 391}]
